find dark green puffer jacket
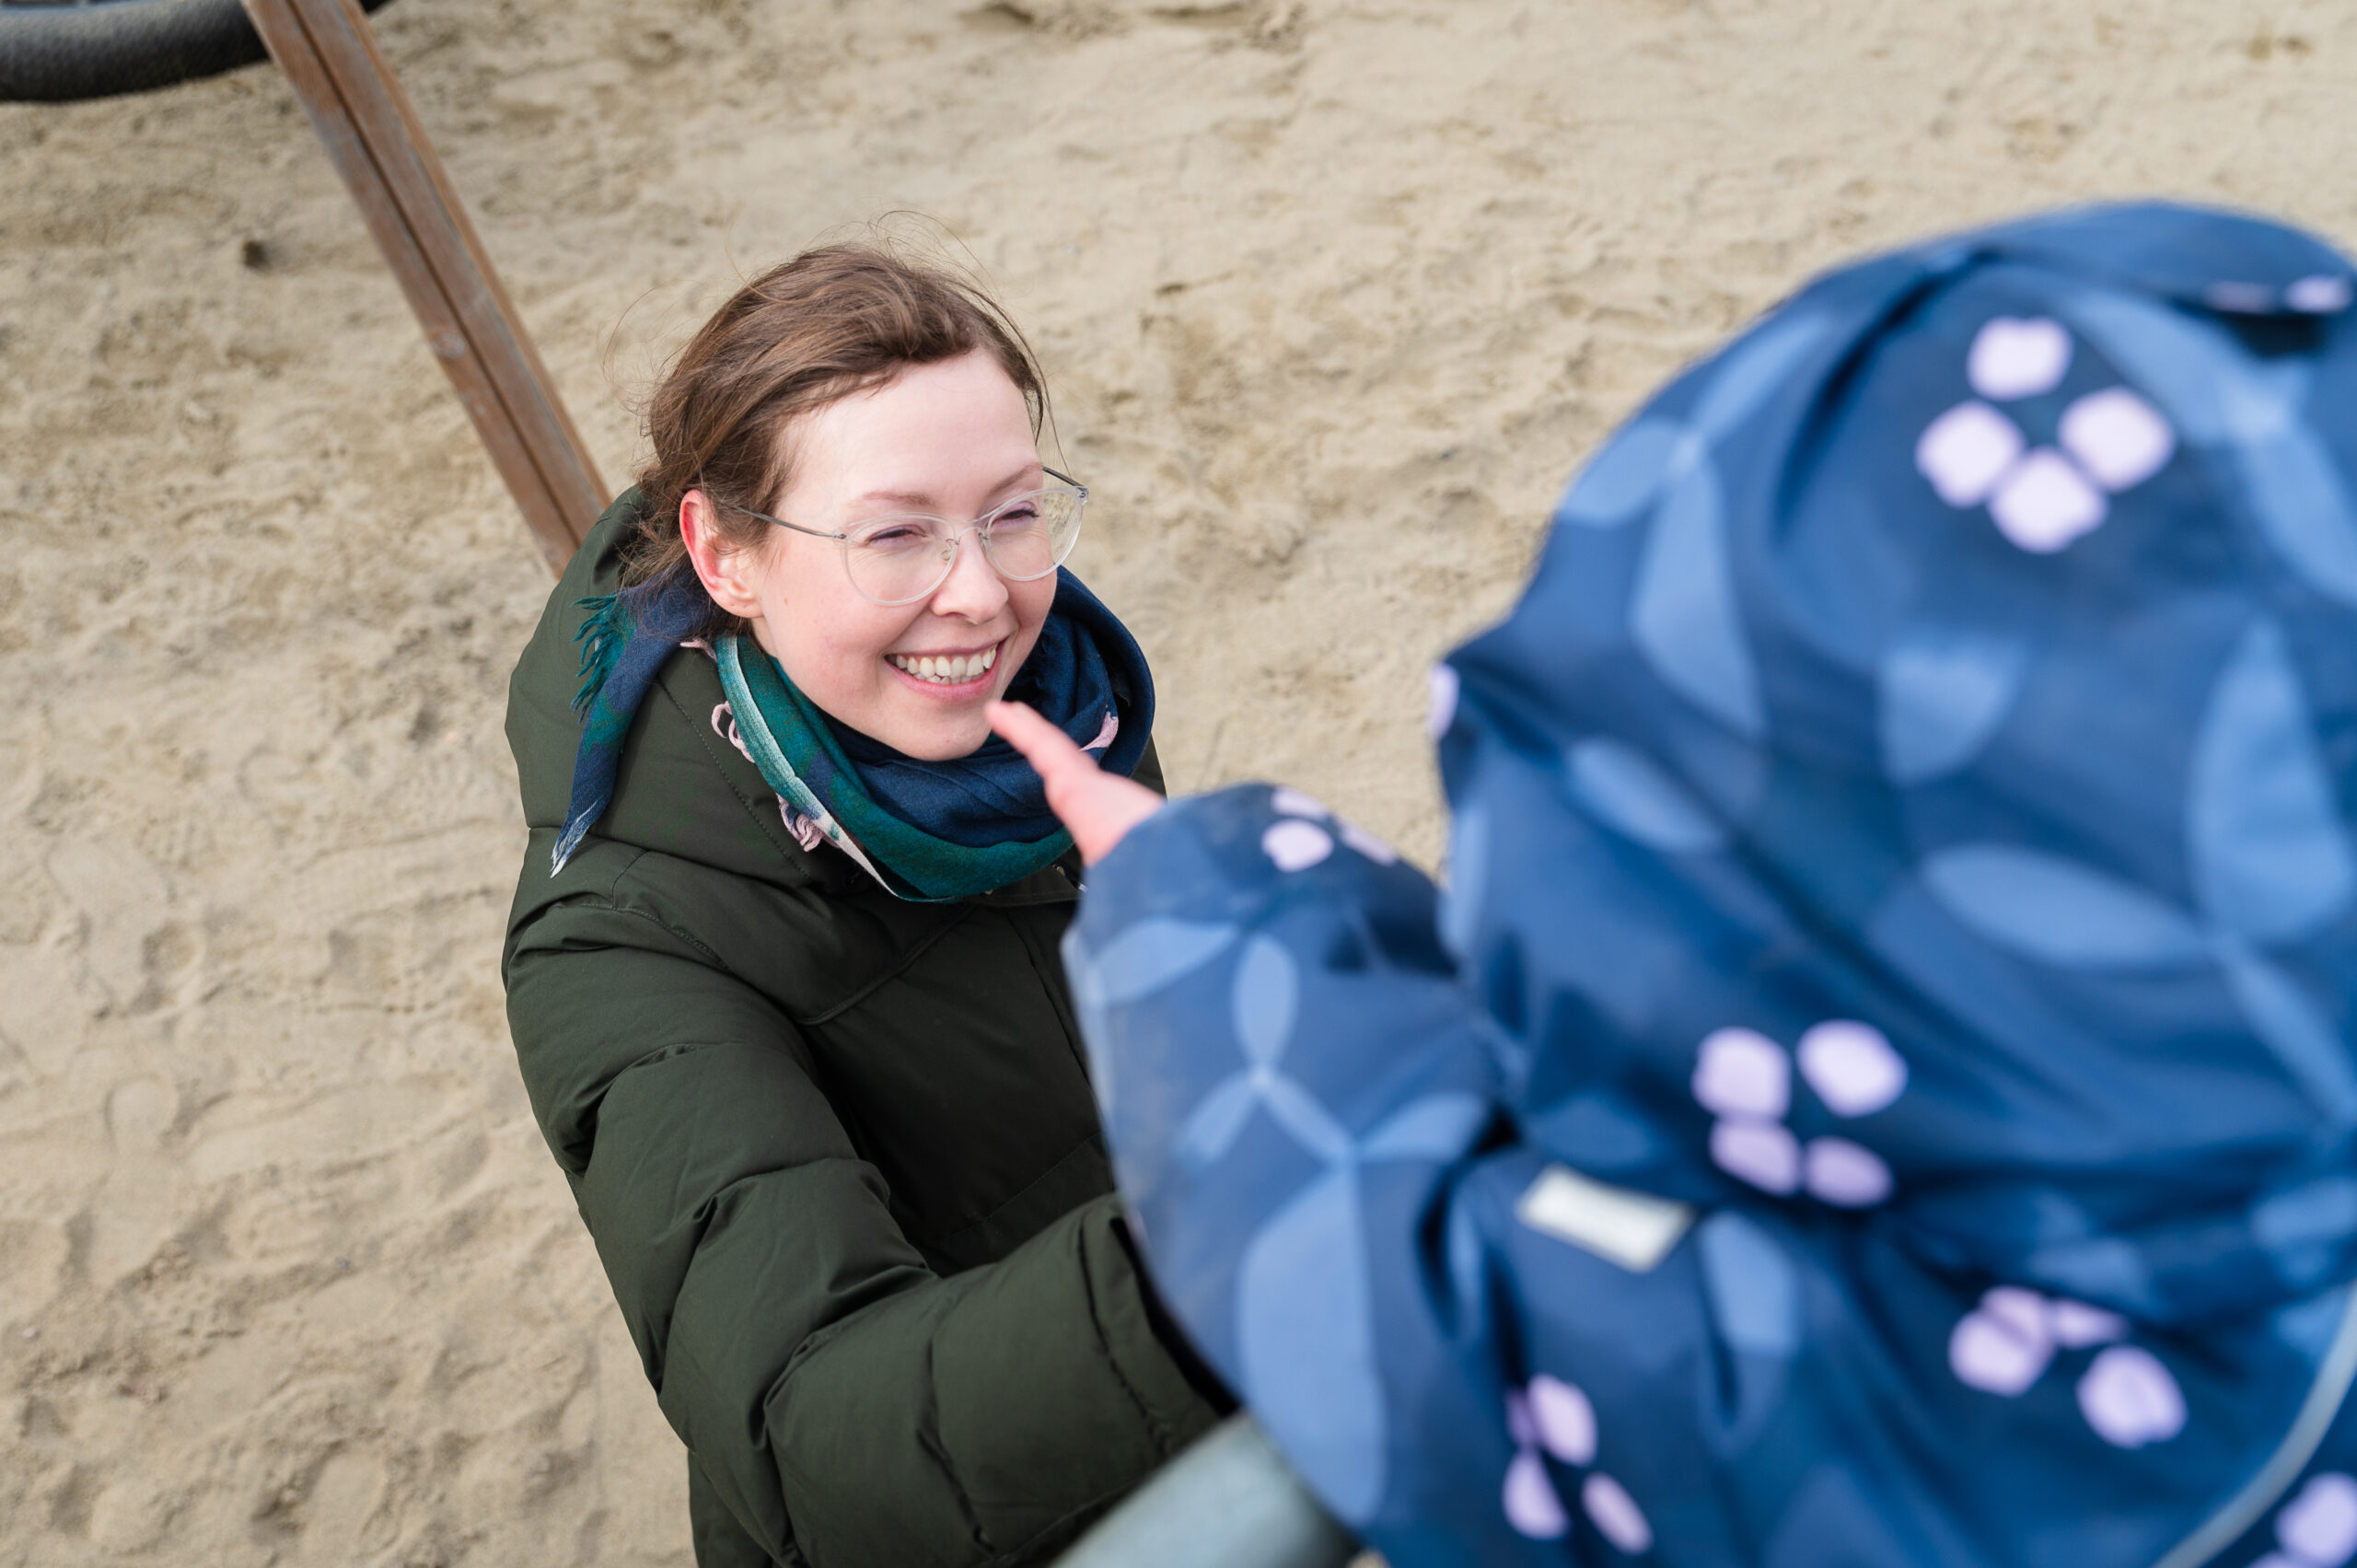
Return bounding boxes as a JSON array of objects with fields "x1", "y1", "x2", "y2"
[{"x1": 500, "y1": 497, "x2": 1220, "y2": 1567}]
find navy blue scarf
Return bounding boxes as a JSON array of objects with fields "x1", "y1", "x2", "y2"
[{"x1": 823, "y1": 575, "x2": 1143, "y2": 849}]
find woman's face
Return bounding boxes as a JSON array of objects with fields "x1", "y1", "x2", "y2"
[{"x1": 688, "y1": 351, "x2": 1058, "y2": 761}]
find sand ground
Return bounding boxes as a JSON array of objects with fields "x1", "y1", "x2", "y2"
[{"x1": 2, "y1": 1, "x2": 2353, "y2": 1562}]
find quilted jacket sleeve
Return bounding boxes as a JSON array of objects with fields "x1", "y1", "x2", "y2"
[{"x1": 504, "y1": 880, "x2": 1217, "y2": 1568}]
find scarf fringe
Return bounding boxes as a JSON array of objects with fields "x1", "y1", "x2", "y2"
[
  {"x1": 550, "y1": 814, "x2": 594, "y2": 877},
  {"x1": 570, "y1": 592, "x2": 631, "y2": 716}
]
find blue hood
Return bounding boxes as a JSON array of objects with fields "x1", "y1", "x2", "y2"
[{"x1": 1435, "y1": 201, "x2": 2357, "y2": 1326}]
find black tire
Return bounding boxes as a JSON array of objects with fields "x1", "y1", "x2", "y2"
[{"x1": 0, "y1": 0, "x2": 395, "y2": 104}]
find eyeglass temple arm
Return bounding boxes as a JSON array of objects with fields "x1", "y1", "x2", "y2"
[
  {"x1": 704, "y1": 490, "x2": 846, "y2": 542},
  {"x1": 758, "y1": 510, "x2": 846, "y2": 541}
]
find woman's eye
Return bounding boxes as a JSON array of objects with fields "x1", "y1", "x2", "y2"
[
  {"x1": 862, "y1": 524, "x2": 930, "y2": 548},
  {"x1": 993, "y1": 505, "x2": 1042, "y2": 529}
]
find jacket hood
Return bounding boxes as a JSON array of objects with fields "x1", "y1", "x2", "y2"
[
  {"x1": 1434, "y1": 202, "x2": 2357, "y2": 1324},
  {"x1": 506, "y1": 492, "x2": 865, "y2": 901}
]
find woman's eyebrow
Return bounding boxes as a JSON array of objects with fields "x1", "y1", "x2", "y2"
[{"x1": 853, "y1": 464, "x2": 1042, "y2": 510}]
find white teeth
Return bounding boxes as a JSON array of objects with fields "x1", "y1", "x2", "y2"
[{"x1": 891, "y1": 646, "x2": 999, "y2": 684}]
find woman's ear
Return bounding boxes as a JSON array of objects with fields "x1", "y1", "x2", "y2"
[{"x1": 679, "y1": 489, "x2": 766, "y2": 619}]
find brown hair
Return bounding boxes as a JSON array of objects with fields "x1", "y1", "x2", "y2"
[{"x1": 624, "y1": 242, "x2": 1050, "y2": 632}]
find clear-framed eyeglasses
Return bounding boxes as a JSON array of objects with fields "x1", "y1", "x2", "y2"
[{"x1": 713, "y1": 470, "x2": 1089, "y2": 608}]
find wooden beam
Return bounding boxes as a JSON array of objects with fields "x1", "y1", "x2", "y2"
[{"x1": 240, "y1": 0, "x2": 607, "y2": 574}]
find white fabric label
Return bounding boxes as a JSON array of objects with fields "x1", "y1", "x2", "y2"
[{"x1": 1514, "y1": 1164, "x2": 1695, "y2": 1274}]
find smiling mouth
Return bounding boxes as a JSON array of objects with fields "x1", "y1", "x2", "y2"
[{"x1": 887, "y1": 644, "x2": 1000, "y2": 686}]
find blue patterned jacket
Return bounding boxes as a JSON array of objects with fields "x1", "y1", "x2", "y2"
[{"x1": 1065, "y1": 204, "x2": 2357, "y2": 1568}]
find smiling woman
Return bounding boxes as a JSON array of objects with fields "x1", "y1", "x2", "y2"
[{"x1": 499, "y1": 246, "x2": 1226, "y2": 1567}]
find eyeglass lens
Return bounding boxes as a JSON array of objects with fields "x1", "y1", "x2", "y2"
[{"x1": 843, "y1": 487, "x2": 1085, "y2": 606}]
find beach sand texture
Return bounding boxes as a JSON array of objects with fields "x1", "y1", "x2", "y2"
[{"x1": 2, "y1": 1, "x2": 2353, "y2": 1562}]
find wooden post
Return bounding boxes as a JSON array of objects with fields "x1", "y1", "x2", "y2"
[{"x1": 240, "y1": 0, "x2": 607, "y2": 574}]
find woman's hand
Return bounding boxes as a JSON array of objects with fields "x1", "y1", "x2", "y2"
[{"x1": 989, "y1": 701, "x2": 1164, "y2": 865}]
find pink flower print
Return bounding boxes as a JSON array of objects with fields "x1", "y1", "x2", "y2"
[
  {"x1": 1500, "y1": 1377, "x2": 1654, "y2": 1552},
  {"x1": 1802, "y1": 1137, "x2": 1894, "y2": 1207},
  {"x1": 1693, "y1": 1028, "x2": 1790, "y2": 1120},
  {"x1": 1696, "y1": 1028, "x2": 1800, "y2": 1193},
  {"x1": 1694, "y1": 1020, "x2": 1903, "y2": 1206},
  {"x1": 2076, "y1": 1345, "x2": 2187, "y2": 1449},
  {"x1": 1427, "y1": 663, "x2": 1460, "y2": 740},
  {"x1": 1918, "y1": 403, "x2": 2024, "y2": 507},
  {"x1": 1263, "y1": 786, "x2": 1400, "y2": 868},
  {"x1": 1949, "y1": 1285, "x2": 2057, "y2": 1397},
  {"x1": 1795, "y1": 1020, "x2": 1909, "y2": 1116},
  {"x1": 1948, "y1": 1284, "x2": 2183, "y2": 1451},
  {"x1": 2208, "y1": 282, "x2": 2278, "y2": 314},
  {"x1": 1527, "y1": 1375, "x2": 1598, "y2": 1466},
  {"x1": 1261, "y1": 819, "x2": 1334, "y2": 872},
  {"x1": 1988, "y1": 449, "x2": 2107, "y2": 553},
  {"x1": 2271, "y1": 1472, "x2": 2357, "y2": 1568},
  {"x1": 1271, "y1": 786, "x2": 1327, "y2": 819},
  {"x1": 1915, "y1": 318, "x2": 2177, "y2": 554},
  {"x1": 1950, "y1": 1284, "x2": 2135, "y2": 1399},
  {"x1": 1581, "y1": 1473, "x2": 1655, "y2": 1555},
  {"x1": 1968, "y1": 318, "x2": 2073, "y2": 400},
  {"x1": 2047, "y1": 1297, "x2": 2129, "y2": 1349},
  {"x1": 1503, "y1": 1449, "x2": 1569, "y2": 1539},
  {"x1": 2058, "y1": 388, "x2": 2175, "y2": 491},
  {"x1": 1710, "y1": 1120, "x2": 1803, "y2": 1196},
  {"x1": 2288, "y1": 275, "x2": 2355, "y2": 314}
]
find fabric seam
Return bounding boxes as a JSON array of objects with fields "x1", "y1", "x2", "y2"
[
  {"x1": 921, "y1": 1135, "x2": 1106, "y2": 1260},
  {"x1": 1073, "y1": 1212, "x2": 1180, "y2": 1453},
  {"x1": 795, "y1": 907, "x2": 976, "y2": 1027},
  {"x1": 914, "y1": 1319, "x2": 991, "y2": 1554},
  {"x1": 574, "y1": 882, "x2": 727, "y2": 970}
]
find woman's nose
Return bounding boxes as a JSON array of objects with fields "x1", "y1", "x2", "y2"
[{"x1": 926, "y1": 528, "x2": 1010, "y2": 621}]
